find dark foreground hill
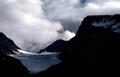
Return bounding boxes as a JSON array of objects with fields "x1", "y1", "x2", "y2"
[
  {"x1": 0, "y1": 51, "x2": 28, "y2": 76},
  {"x1": 0, "y1": 32, "x2": 29, "y2": 76}
]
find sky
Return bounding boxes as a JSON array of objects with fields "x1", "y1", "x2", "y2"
[{"x1": 0, "y1": 0, "x2": 120, "y2": 52}]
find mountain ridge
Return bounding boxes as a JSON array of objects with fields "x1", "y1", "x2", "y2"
[
  {"x1": 39, "y1": 39, "x2": 67, "y2": 53},
  {"x1": 0, "y1": 32, "x2": 20, "y2": 54}
]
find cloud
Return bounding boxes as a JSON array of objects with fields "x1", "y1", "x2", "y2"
[
  {"x1": 0, "y1": 0, "x2": 62, "y2": 52},
  {"x1": 0, "y1": 0, "x2": 75, "y2": 52},
  {"x1": 43, "y1": 0, "x2": 120, "y2": 32},
  {"x1": 60, "y1": 30, "x2": 76, "y2": 41},
  {"x1": 0, "y1": 0, "x2": 120, "y2": 52}
]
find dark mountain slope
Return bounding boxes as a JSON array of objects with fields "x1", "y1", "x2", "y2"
[
  {"x1": 39, "y1": 40, "x2": 67, "y2": 53},
  {"x1": 0, "y1": 32, "x2": 20, "y2": 54}
]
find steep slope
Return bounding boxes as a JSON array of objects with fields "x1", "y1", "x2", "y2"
[
  {"x1": 0, "y1": 32, "x2": 20, "y2": 54},
  {"x1": 39, "y1": 40, "x2": 67, "y2": 53},
  {"x1": 34, "y1": 14, "x2": 120, "y2": 76}
]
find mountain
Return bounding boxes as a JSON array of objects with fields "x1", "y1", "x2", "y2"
[
  {"x1": 39, "y1": 40, "x2": 67, "y2": 53},
  {"x1": 60, "y1": 14, "x2": 120, "y2": 60},
  {"x1": 1, "y1": 14, "x2": 120, "y2": 76},
  {"x1": 76, "y1": 14, "x2": 120, "y2": 37},
  {"x1": 34, "y1": 14, "x2": 120, "y2": 76},
  {"x1": 0, "y1": 32, "x2": 20, "y2": 54},
  {"x1": 0, "y1": 32, "x2": 29, "y2": 76},
  {"x1": 0, "y1": 51, "x2": 28, "y2": 76}
]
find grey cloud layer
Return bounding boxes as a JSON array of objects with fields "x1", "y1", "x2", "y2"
[
  {"x1": 0, "y1": 0, "x2": 120, "y2": 52},
  {"x1": 0, "y1": 0, "x2": 75, "y2": 52},
  {"x1": 43, "y1": 0, "x2": 120, "y2": 32}
]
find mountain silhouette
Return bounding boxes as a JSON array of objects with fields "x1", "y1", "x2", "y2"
[
  {"x1": 34, "y1": 14, "x2": 120, "y2": 76},
  {"x1": 0, "y1": 32, "x2": 20, "y2": 54},
  {"x1": 39, "y1": 40, "x2": 67, "y2": 53}
]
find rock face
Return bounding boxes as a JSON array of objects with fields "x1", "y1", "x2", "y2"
[
  {"x1": 0, "y1": 32, "x2": 20, "y2": 54},
  {"x1": 0, "y1": 51, "x2": 28, "y2": 76},
  {"x1": 34, "y1": 14, "x2": 120, "y2": 76},
  {"x1": 39, "y1": 40, "x2": 67, "y2": 53}
]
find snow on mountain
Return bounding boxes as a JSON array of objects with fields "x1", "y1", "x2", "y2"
[
  {"x1": 17, "y1": 49, "x2": 37, "y2": 55},
  {"x1": 92, "y1": 18, "x2": 116, "y2": 28}
]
